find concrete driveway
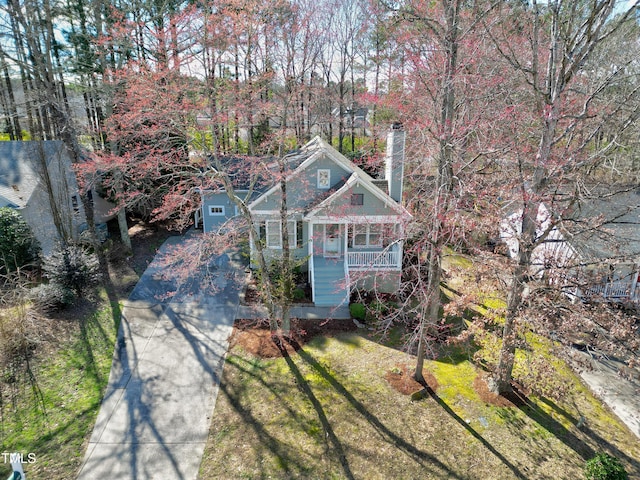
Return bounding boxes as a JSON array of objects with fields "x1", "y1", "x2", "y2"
[
  {"x1": 78, "y1": 236, "x2": 243, "y2": 480},
  {"x1": 573, "y1": 352, "x2": 640, "y2": 439}
]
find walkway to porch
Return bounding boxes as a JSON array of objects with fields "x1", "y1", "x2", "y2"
[{"x1": 312, "y1": 256, "x2": 349, "y2": 307}]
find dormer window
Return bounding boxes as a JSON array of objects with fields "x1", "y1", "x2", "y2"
[{"x1": 317, "y1": 169, "x2": 330, "y2": 189}]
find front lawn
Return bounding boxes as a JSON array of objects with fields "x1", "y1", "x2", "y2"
[{"x1": 199, "y1": 325, "x2": 640, "y2": 479}]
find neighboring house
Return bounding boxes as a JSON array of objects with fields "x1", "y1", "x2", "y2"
[
  {"x1": 200, "y1": 125, "x2": 411, "y2": 306},
  {"x1": 500, "y1": 190, "x2": 640, "y2": 303},
  {"x1": 331, "y1": 106, "x2": 372, "y2": 136},
  {"x1": 0, "y1": 141, "x2": 86, "y2": 256}
]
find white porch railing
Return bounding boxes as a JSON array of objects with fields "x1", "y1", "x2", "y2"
[{"x1": 347, "y1": 250, "x2": 399, "y2": 269}]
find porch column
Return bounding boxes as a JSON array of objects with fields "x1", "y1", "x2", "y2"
[
  {"x1": 309, "y1": 221, "x2": 315, "y2": 303},
  {"x1": 249, "y1": 229, "x2": 255, "y2": 261},
  {"x1": 631, "y1": 265, "x2": 639, "y2": 302},
  {"x1": 343, "y1": 222, "x2": 350, "y2": 296},
  {"x1": 396, "y1": 222, "x2": 403, "y2": 269},
  {"x1": 344, "y1": 222, "x2": 349, "y2": 262}
]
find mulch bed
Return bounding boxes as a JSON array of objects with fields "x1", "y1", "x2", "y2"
[
  {"x1": 229, "y1": 317, "x2": 358, "y2": 358},
  {"x1": 473, "y1": 373, "x2": 528, "y2": 407},
  {"x1": 385, "y1": 363, "x2": 439, "y2": 395}
]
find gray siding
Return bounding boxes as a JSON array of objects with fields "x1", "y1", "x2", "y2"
[
  {"x1": 250, "y1": 217, "x2": 310, "y2": 266},
  {"x1": 21, "y1": 190, "x2": 81, "y2": 256},
  {"x1": 12, "y1": 143, "x2": 85, "y2": 256},
  {"x1": 315, "y1": 184, "x2": 399, "y2": 218},
  {"x1": 252, "y1": 154, "x2": 351, "y2": 212},
  {"x1": 202, "y1": 192, "x2": 238, "y2": 232}
]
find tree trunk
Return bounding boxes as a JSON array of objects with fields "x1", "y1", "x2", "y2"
[
  {"x1": 279, "y1": 154, "x2": 292, "y2": 336},
  {"x1": 0, "y1": 50, "x2": 22, "y2": 140},
  {"x1": 35, "y1": 140, "x2": 72, "y2": 246},
  {"x1": 490, "y1": 258, "x2": 528, "y2": 393},
  {"x1": 413, "y1": 0, "x2": 458, "y2": 381},
  {"x1": 414, "y1": 244, "x2": 441, "y2": 382},
  {"x1": 488, "y1": 0, "x2": 631, "y2": 393},
  {"x1": 117, "y1": 209, "x2": 131, "y2": 250}
]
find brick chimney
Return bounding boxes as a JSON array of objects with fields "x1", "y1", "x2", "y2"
[{"x1": 385, "y1": 123, "x2": 405, "y2": 203}]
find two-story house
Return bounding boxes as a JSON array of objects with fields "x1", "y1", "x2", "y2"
[
  {"x1": 500, "y1": 190, "x2": 640, "y2": 303},
  {"x1": 200, "y1": 125, "x2": 411, "y2": 306},
  {"x1": 0, "y1": 141, "x2": 86, "y2": 256}
]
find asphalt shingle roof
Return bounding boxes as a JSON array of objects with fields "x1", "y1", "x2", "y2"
[
  {"x1": 563, "y1": 188, "x2": 640, "y2": 261},
  {"x1": 0, "y1": 141, "x2": 67, "y2": 209}
]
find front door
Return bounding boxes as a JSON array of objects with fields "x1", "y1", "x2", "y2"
[{"x1": 324, "y1": 224, "x2": 341, "y2": 257}]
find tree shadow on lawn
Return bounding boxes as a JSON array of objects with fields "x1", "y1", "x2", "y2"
[
  {"x1": 523, "y1": 395, "x2": 640, "y2": 476},
  {"x1": 275, "y1": 339, "x2": 355, "y2": 480},
  {"x1": 75, "y1": 299, "x2": 121, "y2": 390},
  {"x1": 390, "y1": 379, "x2": 529, "y2": 480},
  {"x1": 215, "y1": 357, "x2": 313, "y2": 477},
  {"x1": 217, "y1": 332, "x2": 462, "y2": 479},
  {"x1": 283, "y1": 337, "x2": 468, "y2": 480}
]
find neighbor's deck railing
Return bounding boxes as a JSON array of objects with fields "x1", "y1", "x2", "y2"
[{"x1": 584, "y1": 282, "x2": 631, "y2": 299}]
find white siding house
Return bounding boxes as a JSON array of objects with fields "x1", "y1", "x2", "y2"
[{"x1": 501, "y1": 192, "x2": 640, "y2": 303}]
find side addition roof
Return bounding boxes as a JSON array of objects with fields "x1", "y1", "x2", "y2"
[{"x1": 562, "y1": 189, "x2": 640, "y2": 262}]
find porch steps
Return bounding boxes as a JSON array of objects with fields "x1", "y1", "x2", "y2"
[{"x1": 313, "y1": 258, "x2": 348, "y2": 307}]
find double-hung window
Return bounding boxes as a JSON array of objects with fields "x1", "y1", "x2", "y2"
[
  {"x1": 71, "y1": 195, "x2": 80, "y2": 214},
  {"x1": 265, "y1": 220, "x2": 297, "y2": 249},
  {"x1": 266, "y1": 220, "x2": 282, "y2": 248},
  {"x1": 368, "y1": 224, "x2": 382, "y2": 246},
  {"x1": 353, "y1": 225, "x2": 368, "y2": 247},
  {"x1": 351, "y1": 224, "x2": 383, "y2": 248}
]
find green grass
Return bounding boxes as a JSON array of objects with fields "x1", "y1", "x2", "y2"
[
  {"x1": 0, "y1": 294, "x2": 120, "y2": 479},
  {"x1": 200, "y1": 332, "x2": 640, "y2": 480}
]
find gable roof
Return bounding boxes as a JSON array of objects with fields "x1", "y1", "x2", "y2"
[
  {"x1": 503, "y1": 188, "x2": 640, "y2": 265},
  {"x1": 203, "y1": 154, "x2": 273, "y2": 193},
  {"x1": 561, "y1": 189, "x2": 640, "y2": 261},
  {"x1": 303, "y1": 171, "x2": 410, "y2": 220},
  {"x1": 249, "y1": 136, "x2": 409, "y2": 218},
  {"x1": 0, "y1": 141, "x2": 69, "y2": 209},
  {"x1": 248, "y1": 137, "x2": 348, "y2": 209}
]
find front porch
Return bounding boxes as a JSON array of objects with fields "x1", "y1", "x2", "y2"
[{"x1": 308, "y1": 222, "x2": 403, "y2": 306}]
